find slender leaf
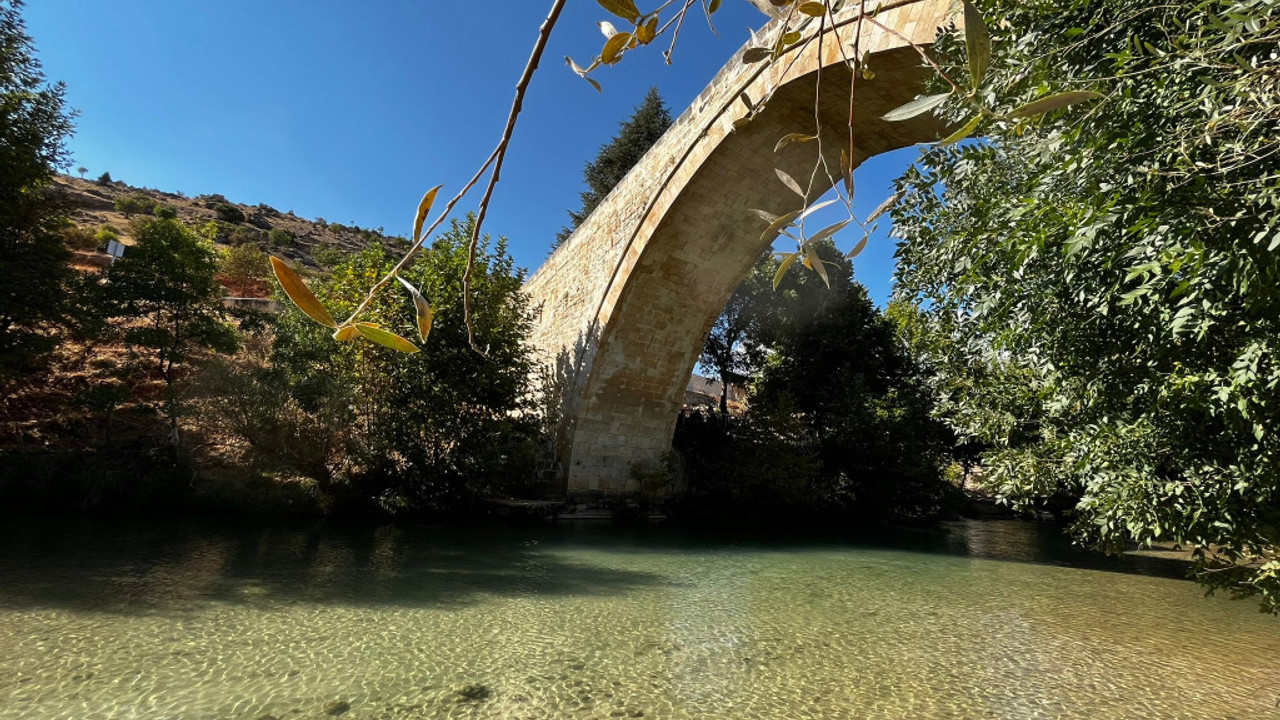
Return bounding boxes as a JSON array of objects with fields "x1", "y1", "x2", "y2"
[
  {"x1": 774, "y1": 251, "x2": 799, "y2": 290},
  {"x1": 752, "y1": 208, "x2": 781, "y2": 223},
  {"x1": 774, "y1": 132, "x2": 817, "y2": 153},
  {"x1": 1007, "y1": 90, "x2": 1104, "y2": 118},
  {"x1": 798, "y1": 2, "x2": 826, "y2": 16},
  {"x1": 804, "y1": 243, "x2": 830, "y2": 288},
  {"x1": 332, "y1": 325, "x2": 360, "y2": 341},
  {"x1": 776, "y1": 168, "x2": 806, "y2": 198},
  {"x1": 808, "y1": 219, "x2": 850, "y2": 244},
  {"x1": 412, "y1": 184, "x2": 442, "y2": 243},
  {"x1": 866, "y1": 190, "x2": 905, "y2": 223},
  {"x1": 939, "y1": 115, "x2": 982, "y2": 145},
  {"x1": 708, "y1": 0, "x2": 721, "y2": 12},
  {"x1": 963, "y1": 0, "x2": 990, "y2": 87},
  {"x1": 798, "y1": 198, "x2": 838, "y2": 222},
  {"x1": 881, "y1": 92, "x2": 951, "y2": 122},
  {"x1": 840, "y1": 148, "x2": 854, "y2": 199},
  {"x1": 846, "y1": 233, "x2": 869, "y2": 258},
  {"x1": 355, "y1": 322, "x2": 420, "y2": 354},
  {"x1": 270, "y1": 256, "x2": 336, "y2": 328},
  {"x1": 759, "y1": 208, "x2": 802, "y2": 241},
  {"x1": 396, "y1": 276, "x2": 434, "y2": 343}
]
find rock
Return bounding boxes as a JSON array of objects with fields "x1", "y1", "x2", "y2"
[
  {"x1": 627, "y1": 709, "x2": 645, "y2": 717},
  {"x1": 322, "y1": 700, "x2": 350, "y2": 716},
  {"x1": 453, "y1": 683, "x2": 491, "y2": 702}
]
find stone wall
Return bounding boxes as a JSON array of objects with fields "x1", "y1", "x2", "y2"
[{"x1": 524, "y1": 0, "x2": 958, "y2": 495}]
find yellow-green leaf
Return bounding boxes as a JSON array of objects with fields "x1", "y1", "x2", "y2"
[
  {"x1": 776, "y1": 168, "x2": 805, "y2": 198},
  {"x1": 939, "y1": 114, "x2": 982, "y2": 145},
  {"x1": 355, "y1": 322, "x2": 420, "y2": 354},
  {"x1": 333, "y1": 325, "x2": 359, "y2": 341},
  {"x1": 781, "y1": 31, "x2": 802, "y2": 46},
  {"x1": 774, "y1": 251, "x2": 799, "y2": 290},
  {"x1": 396, "y1": 276, "x2": 434, "y2": 343},
  {"x1": 759, "y1": 208, "x2": 802, "y2": 241},
  {"x1": 1007, "y1": 90, "x2": 1104, "y2": 118},
  {"x1": 840, "y1": 148, "x2": 854, "y2": 199},
  {"x1": 881, "y1": 92, "x2": 952, "y2": 121},
  {"x1": 596, "y1": 0, "x2": 640, "y2": 22},
  {"x1": 412, "y1": 184, "x2": 441, "y2": 243},
  {"x1": 270, "y1": 256, "x2": 336, "y2": 328},
  {"x1": 601, "y1": 32, "x2": 632, "y2": 64},
  {"x1": 774, "y1": 132, "x2": 817, "y2": 152},
  {"x1": 709, "y1": 0, "x2": 722, "y2": 12},
  {"x1": 846, "y1": 233, "x2": 870, "y2": 259},
  {"x1": 962, "y1": 0, "x2": 990, "y2": 88},
  {"x1": 798, "y1": 2, "x2": 826, "y2": 16},
  {"x1": 636, "y1": 15, "x2": 658, "y2": 44},
  {"x1": 804, "y1": 243, "x2": 830, "y2": 288}
]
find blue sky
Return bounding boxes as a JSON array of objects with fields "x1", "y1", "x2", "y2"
[{"x1": 24, "y1": 1, "x2": 919, "y2": 304}]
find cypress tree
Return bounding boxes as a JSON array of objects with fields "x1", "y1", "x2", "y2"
[{"x1": 553, "y1": 86, "x2": 672, "y2": 251}]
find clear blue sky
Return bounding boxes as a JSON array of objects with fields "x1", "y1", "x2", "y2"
[{"x1": 24, "y1": 1, "x2": 918, "y2": 304}]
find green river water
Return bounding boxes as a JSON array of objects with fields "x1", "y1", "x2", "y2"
[{"x1": 0, "y1": 519, "x2": 1276, "y2": 720}]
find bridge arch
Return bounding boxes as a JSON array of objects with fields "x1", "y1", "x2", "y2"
[{"x1": 525, "y1": 0, "x2": 957, "y2": 495}]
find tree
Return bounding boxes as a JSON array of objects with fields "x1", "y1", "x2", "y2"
[
  {"x1": 553, "y1": 86, "x2": 672, "y2": 250},
  {"x1": 218, "y1": 242, "x2": 271, "y2": 296},
  {"x1": 269, "y1": 216, "x2": 539, "y2": 513},
  {"x1": 0, "y1": 0, "x2": 76, "y2": 376},
  {"x1": 699, "y1": 249, "x2": 777, "y2": 413},
  {"x1": 76, "y1": 166, "x2": 86, "y2": 178},
  {"x1": 105, "y1": 217, "x2": 237, "y2": 443},
  {"x1": 891, "y1": 0, "x2": 1280, "y2": 610}
]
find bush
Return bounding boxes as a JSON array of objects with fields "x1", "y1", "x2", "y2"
[
  {"x1": 114, "y1": 193, "x2": 156, "y2": 217},
  {"x1": 311, "y1": 243, "x2": 344, "y2": 268},
  {"x1": 61, "y1": 225, "x2": 97, "y2": 250},
  {"x1": 94, "y1": 225, "x2": 120, "y2": 245},
  {"x1": 267, "y1": 228, "x2": 294, "y2": 246},
  {"x1": 218, "y1": 243, "x2": 271, "y2": 297},
  {"x1": 214, "y1": 203, "x2": 245, "y2": 224},
  {"x1": 153, "y1": 204, "x2": 177, "y2": 220},
  {"x1": 96, "y1": 171, "x2": 112, "y2": 185}
]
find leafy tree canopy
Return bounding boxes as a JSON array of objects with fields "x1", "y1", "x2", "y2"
[{"x1": 891, "y1": 0, "x2": 1279, "y2": 610}]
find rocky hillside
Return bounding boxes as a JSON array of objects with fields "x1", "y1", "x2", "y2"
[{"x1": 54, "y1": 174, "x2": 406, "y2": 271}]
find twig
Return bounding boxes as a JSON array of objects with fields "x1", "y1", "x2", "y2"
[{"x1": 461, "y1": 0, "x2": 569, "y2": 355}]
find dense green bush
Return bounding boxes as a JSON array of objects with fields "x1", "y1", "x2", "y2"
[
  {"x1": 152, "y1": 203, "x2": 177, "y2": 220},
  {"x1": 214, "y1": 202, "x2": 245, "y2": 224},
  {"x1": 267, "y1": 228, "x2": 293, "y2": 246}
]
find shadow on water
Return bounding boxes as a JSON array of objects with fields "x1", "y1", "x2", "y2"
[
  {"x1": 0, "y1": 521, "x2": 670, "y2": 615},
  {"x1": 0, "y1": 518, "x2": 1196, "y2": 615}
]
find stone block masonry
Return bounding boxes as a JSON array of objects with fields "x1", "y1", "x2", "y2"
[{"x1": 524, "y1": 0, "x2": 958, "y2": 496}]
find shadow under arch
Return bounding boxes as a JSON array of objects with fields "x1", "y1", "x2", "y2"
[{"x1": 525, "y1": 0, "x2": 958, "y2": 496}]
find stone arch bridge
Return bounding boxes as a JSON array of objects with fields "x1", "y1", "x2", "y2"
[{"x1": 524, "y1": 0, "x2": 957, "y2": 496}]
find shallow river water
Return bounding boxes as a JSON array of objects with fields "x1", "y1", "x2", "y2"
[{"x1": 0, "y1": 519, "x2": 1276, "y2": 720}]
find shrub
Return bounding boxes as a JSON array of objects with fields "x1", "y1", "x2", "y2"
[
  {"x1": 61, "y1": 225, "x2": 97, "y2": 250},
  {"x1": 311, "y1": 243, "x2": 344, "y2": 268},
  {"x1": 96, "y1": 172, "x2": 112, "y2": 185},
  {"x1": 153, "y1": 204, "x2": 177, "y2": 220},
  {"x1": 267, "y1": 228, "x2": 293, "y2": 246},
  {"x1": 94, "y1": 225, "x2": 120, "y2": 245},
  {"x1": 214, "y1": 203, "x2": 245, "y2": 224},
  {"x1": 114, "y1": 193, "x2": 157, "y2": 217}
]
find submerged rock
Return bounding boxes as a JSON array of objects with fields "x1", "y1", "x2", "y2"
[
  {"x1": 453, "y1": 684, "x2": 491, "y2": 702},
  {"x1": 322, "y1": 700, "x2": 350, "y2": 716}
]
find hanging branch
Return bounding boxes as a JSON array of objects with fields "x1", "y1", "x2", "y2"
[{"x1": 463, "y1": 0, "x2": 569, "y2": 356}]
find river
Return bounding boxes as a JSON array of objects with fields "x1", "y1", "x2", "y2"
[{"x1": 0, "y1": 519, "x2": 1275, "y2": 719}]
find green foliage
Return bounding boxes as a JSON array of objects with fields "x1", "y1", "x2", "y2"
[
  {"x1": 891, "y1": 0, "x2": 1280, "y2": 610},
  {"x1": 553, "y1": 86, "x2": 671, "y2": 250},
  {"x1": 94, "y1": 225, "x2": 119, "y2": 244},
  {"x1": 267, "y1": 215, "x2": 538, "y2": 513},
  {"x1": 214, "y1": 202, "x2": 245, "y2": 224},
  {"x1": 153, "y1": 203, "x2": 177, "y2": 220},
  {"x1": 311, "y1": 242, "x2": 345, "y2": 268},
  {"x1": 267, "y1": 228, "x2": 293, "y2": 246},
  {"x1": 114, "y1": 193, "x2": 157, "y2": 217},
  {"x1": 60, "y1": 224, "x2": 96, "y2": 250},
  {"x1": 218, "y1": 243, "x2": 270, "y2": 295},
  {"x1": 686, "y1": 242, "x2": 954, "y2": 521},
  {"x1": 96, "y1": 171, "x2": 112, "y2": 185},
  {"x1": 0, "y1": 0, "x2": 76, "y2": 376},
  {"x1": 104, "y1": 217, "x2": 237, "y2": 440},
  {"x1": 699, "y1": 249, "x2": 776, "y2": 413}
]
